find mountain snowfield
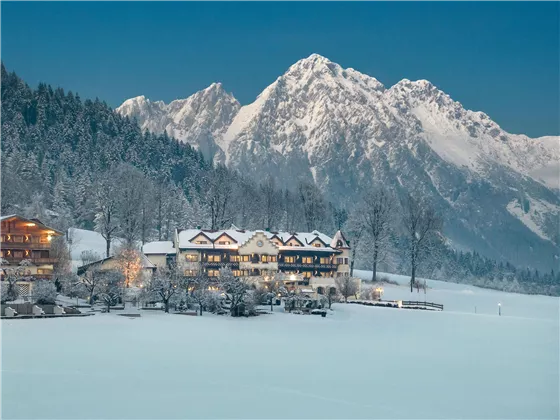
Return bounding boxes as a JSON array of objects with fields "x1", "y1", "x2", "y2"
[{"x1": 117, "y1": 54, "x2": 560, "y2": 269}]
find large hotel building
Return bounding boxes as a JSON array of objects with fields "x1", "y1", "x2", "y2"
[{"x1": 143, "y1": 228, "x2": 351, "y2": 288}]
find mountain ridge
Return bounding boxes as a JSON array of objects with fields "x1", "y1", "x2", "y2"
[{"x1": 117, "y1": 54, "x2": 560, "y2": 269}]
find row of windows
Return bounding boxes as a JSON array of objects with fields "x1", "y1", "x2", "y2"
[
  {"x1": 195, "y1": 240, "x2": 232, "y2": 245},
  {"x1": 0, "y1": 250, "x2": 50, "y2": 259},
  {"x1": 184, "y1": 253, "x2": 347, "y2": 265},
  {"x1": 185, "y1": 254, "x2": 279, "y2": 263}
]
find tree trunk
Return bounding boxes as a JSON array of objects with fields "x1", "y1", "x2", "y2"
[
  {"x1": 164, "y1": 300, "x2": 169, "y2": 313},
  {"x1": 89, "y1": 290, "x2": 95, "y2": 306},
  {"x1": 199, "y1": 304, "x2": 203, "y2": 315},
  {"x1": 105, "y1": 237, "x2": 111, "y2": 258},
  {"x1": 372, "y1": 243, "x2": 378, "y2": 282},
  {"x1": 107, "y1": 302, "x2": 110, "y2": 313},
  {"x1": 411, "y1": 265, "x2": 416, "y2": 293}
]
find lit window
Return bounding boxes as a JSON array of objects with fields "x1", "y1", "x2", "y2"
[
  {"x1": 320, "y1": 257, "x2": 329, "y2": 264},
  {"x1": 269, "y1": 255, "x2": 277, "y2": 262},
  {"x1": 207, "y1": 255, "x2": 221, "y2": 263},
  {"x1": 241, "y1": 255, "x2": 250, "y2": 262},
  {"x1": 196, "y1": 240, "x2": 208, "y2": 245},
  {"x1": 185, "y1": 254, "x2": 198, "y2": 262},
  {"x1": 261, "y1": 255, "x2": 268, "y2": 262},
  {"x1": 302, "y1": 257, "x2": 312, "y2": 264},
  {"x1": 207, "y1": 270, "x2": 219, "y2": 277},
  {"x1": 230, "y1": 255, "x2": 241, "y2": 262},
  {"x1": 284, "y1": 256, "x2": 295, "y2": 263},
  {"x1": 303, "y1": 271, "x2": 312, "y2": 278},
  {"x1": 218, "y1": 241, "x2": 230, "y2": 245},
  {"x1": 313, "y1": 243, "x2": 321, "y2": 248},
  {"x1": 184, "y1": 270, "x2": 197, "y2": 277}
]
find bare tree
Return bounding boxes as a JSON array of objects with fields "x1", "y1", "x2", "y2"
[
  {"x1": 93, "y1": 172, "x2": 119, "y2": 258},
  {"x1": 402, "y1": 193, "x2": 443, "y2": 292},
  {"x1": 98, "y1": 270, "x2": 124, "y2": 312},
  {"x1": 218, "y1": 266, "x2": 250, "y2": 316},
  {"x1": 260, "y1": 176, "x2": 282, "y2": 231},
  {"x1": 190, "y1": 272, "x2": 211, "y2": 315},
  {"x1": 206, "y1": 165, "x2": 235, "y2": 230},
  {"x1": 317, "y1": 284, "x2": 339, "y2": 309},
  {"x1": 81, "y1": 250, "x2": 102, "y2": 266},
  {"x1": 335, "y1": 276, "x2": 359, "y2": 303},
  {"x1": 114, "y1": 164, "x2": 147, "y2": 246},
  {"x1": 81, "y1": 264, "x2": 105, "y2": 305},
  {"x1": 144, "y1": 266, "x2": 183, "y2": 313},
  {"x1": 359, "y1": 188, "x2": 395, "y2": 281},
  {"x1": 298, "y1": 181, "x2": 326, "y2": 231},
  {"x1": 344, "y1": 210, "x2": 365, "y2": 277}
]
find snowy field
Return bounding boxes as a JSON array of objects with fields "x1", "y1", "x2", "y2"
[{"x1": 2, "y1": 274, "x2": 559, "y2": 419}]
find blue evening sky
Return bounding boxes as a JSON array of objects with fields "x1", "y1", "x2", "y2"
[{"x1": 2, "y1": 2, "x2": 558, "y2": 137}]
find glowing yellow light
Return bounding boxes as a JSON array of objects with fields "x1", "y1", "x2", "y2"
[{"x1": 25, "y1": 223, "x2": 36, "y2": 227}]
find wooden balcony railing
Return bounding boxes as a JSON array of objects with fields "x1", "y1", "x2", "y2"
[
  {"x1": 0, "y1": 242, "x2": 51, "y2": 250},
  {"x1": 278, "y1": 262, "x2": 337, "y2": 270},
  {"x1": 1, "y1": 257, "x2": 57, "y2": 265}
]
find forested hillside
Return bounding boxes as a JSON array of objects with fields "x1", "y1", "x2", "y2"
[
  {"x1": 0, "y1": 64, "x2": 335, "y2": 237},
  {"x1": 1, "y1": 64, "x2": 557, "y2": 295}
]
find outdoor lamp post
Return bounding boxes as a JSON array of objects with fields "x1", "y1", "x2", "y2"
[{"x1": 498, "y1": 303, "x2": 501, "y2": 316}]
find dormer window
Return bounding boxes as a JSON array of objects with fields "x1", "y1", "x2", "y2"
[
  {"x1": 196, "y1": 240, "x2": 208, "y2": 245},
  {"x1": 313, "y1": 243, "x2": 321, "y2": 248},
  {"x1": 218, "y1": 241, "x2": 230, "y2": 245}
]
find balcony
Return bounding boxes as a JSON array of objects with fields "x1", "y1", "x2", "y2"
[
  {"x1": 278, "y1": 262, "x2": 337, "y2": 270},
  {"x1": 2, "y1": 257, "x2": 57, "y2": 265},
  {"x1": 0, "y1": 241, "x2": 51, "y2": 250},
  {"x1": 0, "y1": 273, "x2": 53, "y2": 280},
  {"x1": 202, "y1": 261, "x2": 240, "y2": 269}
]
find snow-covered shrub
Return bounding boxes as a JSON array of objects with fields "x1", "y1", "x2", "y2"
[
  {"x1": 203, "y1": 291, "x2": 225, "y2": 314},
  {"x1": 0, "y1": 281, "x2": 10, "y2": 303},
  {"x1": 33, "y1": 280, "x2": 58, "y2": 305}
]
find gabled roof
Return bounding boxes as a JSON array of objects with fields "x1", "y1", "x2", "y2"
[
  {"x1": 77, "y1": 252, "x2": 156, "y2": 276},
  {"x1": 283, "y1": 234, "x2": 305, "y2": 247},
  {"x1": 213, "y1": 232, "x2": 238, "y2": 244},
  {"x1": 187, "y1": 231, "x2": 214, "y2": 243},
  {"x1": 0, "y1": 214, "x2": 63, "y2": 235},
  {"x1": 142, "y1": 241, "x2": 176, "y2": 255},
  {"x1": 330, "y1": 230, "x2": 350, "y2": 249},
  {"x1": 176, "y1": 228, "x2": 344, "y2": 252}
]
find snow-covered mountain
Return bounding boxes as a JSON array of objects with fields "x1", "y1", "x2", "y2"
[
  {"x1": 117, "y1": 54, "x2": 559, "y2": 269},
  {"x1": 117, "y1": 83, "x2": 240, "y2": 159}
]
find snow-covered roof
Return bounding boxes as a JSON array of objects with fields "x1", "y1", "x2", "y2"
[
  {"x1": 330, "y1": 230, "x2": 350, "y2": 249},
  {"x1": 0, "y1": 214, "x2": 63, "y2": 235},
  {"x1": 176, "y1": 228, "x2": 342, "y2": 252},
  {"x1": 142, "y1": 241, "x2": 176, "y2": 255}
]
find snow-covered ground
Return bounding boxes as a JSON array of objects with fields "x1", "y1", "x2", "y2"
[
  {"x1": 354, "y1": 270, "x2": 559, "y2": 321},
  {"x1": 2, "y1": 279, "x2": 559, "y2": 419}
]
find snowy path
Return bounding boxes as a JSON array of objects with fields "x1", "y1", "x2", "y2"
[{"x1": 2, "y1": 297, "x2": 558, "y2": 419}]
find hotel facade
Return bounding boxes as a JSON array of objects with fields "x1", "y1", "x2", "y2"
[
  {"x1": 0, "y1": 215, "x2": 63, "y2": 296},
  {"x1": 143, "y1": 228, "x2": 352, "y2": 289}
]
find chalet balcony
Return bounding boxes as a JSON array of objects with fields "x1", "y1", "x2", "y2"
[
  {"x1": 278, "y1": 262, "x2": 338, "y2": 270},
  {"x1": 1, "y1": 257, "x2": 57, "y2": 265},
  {"x1": 202, "y1": 261, "x2": 240, "y2": 269},
  {"x1": 0, "y1": 242, "x2": 52, "y2": 250},
  {"x1": 0, "y1": 273, "x2": 53, "y2": 280}
]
